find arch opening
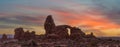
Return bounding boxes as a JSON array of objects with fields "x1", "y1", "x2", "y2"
[{"x1": 67, "y1": 28, "x2": 71, "y2": 35}]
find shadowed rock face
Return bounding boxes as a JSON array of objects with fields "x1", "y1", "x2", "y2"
[
  {"x1": 30, "y1": 31, "x2": 36, "y2": 39},
  {"x1": 70, "y1": 27, "x2": 85, "y2": 39},
  {"x1": 14, "y1": 27, "x2": 24, "y2": 40},
  {"x1": 53, "y1": 25, "x2": 71, "y2": 39},
  {"x1": 44, "y1": 15, "x2": 71, "y2": 39},
  {"x1": 14, "y1": 28, "x2": 36, "y2": 40},
  {"x1": 44, "y1": 15, "x2": 56, "y2": 35},
  {"x1": 24, "y1": 31, "x2": 31, "y2": 40}
]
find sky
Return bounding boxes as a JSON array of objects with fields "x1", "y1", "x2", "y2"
[{"x1": 0, "y1": 0, "x2": 120, "y2": 37}]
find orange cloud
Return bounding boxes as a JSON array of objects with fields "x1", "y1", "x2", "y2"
[
  {"x1": 51, "y1": 8, "x2": 120, "y2": 29},
  {"x1": 49, "y1": 8, "x2": 120, "y2": 37}
]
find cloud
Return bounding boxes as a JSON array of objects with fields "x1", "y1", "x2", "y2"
[
  {"x1": 44, "y1": 5, "x2": 120, "y2": 36},
  {"x1": 0, "y1": 14, "x2": 47, "y2": 29},
  {"x1": 13, "y1": 15, "x2": 46, "y2": 24},
  {"x1": 92, "y1": 0, "x2": 120, "y2": 24},
  {"x1": 0, "y1": 25, "x2": 14, "y2": 29}
]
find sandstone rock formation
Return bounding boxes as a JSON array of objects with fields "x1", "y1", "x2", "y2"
[
  {"x1": 46, "y1": 25, "x2": 71, "y2": 39},
  {"x1": 14, "y1": 15, "x2": 96, "y2": 40},
  {"x1": 14, "y1": 27, "x2": 24, "y2": 40},
  {"x1": 44, "y1": 15, "x2": 96, "y2": 39},
  {"x1": 14, "y1": 27, "x2": 36, "y2": 40},
  {"x1": 44, "y1": 15, "x2": 72, "y2": 39},
  {"x1": 53, "y1": 25, "x2": 71, "y2": 39},
  {"x1": 44, "y1": 15, "x2": 56, "y2": 35},
  {"x1": 70, "y1": 27, "x2": 85, "y2": 39}
]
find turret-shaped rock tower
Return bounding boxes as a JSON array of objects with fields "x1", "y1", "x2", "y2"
[{"x1": 44, "y1": 15, "x2": 56, "y2": 35}]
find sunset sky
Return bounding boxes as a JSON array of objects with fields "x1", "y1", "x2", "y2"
[{"x1": 0, "y1": 0, "x2": 120, "y2": 37}]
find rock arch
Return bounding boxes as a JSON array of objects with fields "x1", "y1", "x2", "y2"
[
  {"x1": 44, "y1": 15, "x2": 86, "y2": 39},
  {"x1": 70, "y1": 27, "x2": 85, "y2": 39},
  {"x1": 53, "y1": 25, "x2": 72, "y2": 39}
]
